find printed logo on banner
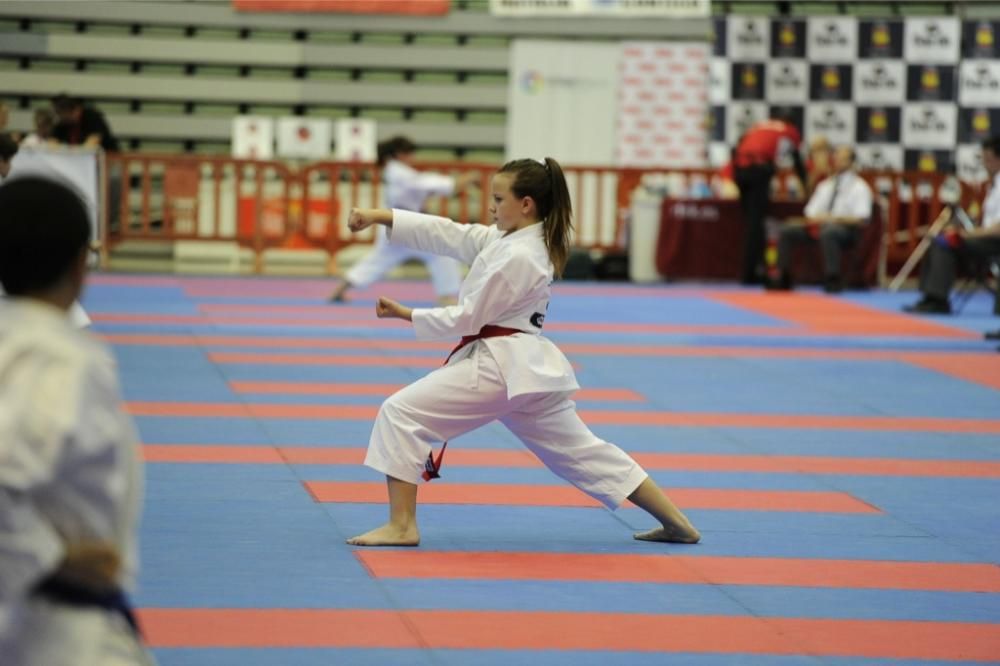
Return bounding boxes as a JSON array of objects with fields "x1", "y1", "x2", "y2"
[
  {"x1": 805, "y1": 104, "x2": 854, "y2": 145},
  {"x1": 904, "y1": 149, "x2": 954, "y2": 174},
  {"x1": 809, "y1": 64, "x2": 852, "y2": 101},
  {"x1": 807, "y1": 17, "x2": 856, "y2": 62},
  {"x1": 728, "y1": 16, "x2": 769, "y2": 61},
  {"x1": 770, "y1": 19, "x2": 806, "y2": 58},
  {"x1": 959, "y1": 61, "x2": 1000, "y2": 106},
  {"x1": 853, "y1": 61, "x2": 905, "y2": 105},
  {"x1": 726, "y1": 102, "x2": 768, "y2": 144},
  {"x1": 856, "y1": 144, "x2": 903, "y2": 171},
  {"x1": 906, "y1": 64, "x2": 955, "y2": 102},
  {"x1": 956, "y1": 144, "x2": 987, "y2": 182},
  {"x1": 713, "y1": 17, "x2": 727, "y2": 56},
  {"x1": 709, "y1": 58, "x2": 730, "y2": 104},
  {"x1": 731, "y1": 62, "x2": 765, "y2": 100},
  {"x1": 963, "y1": 20, "x2": 998, "y2": 59},
  {"x1": 765, "y1": 61, "x2": 807, "y2": 104},
  {"x1": 902, "y1": 104, "x2": 957, "y2": 149},
  {"x1": 958, "y1": 108, "x2": 1000, "y2": 143},
  {"x1": 856, "y1": 107, "x2": 901, "y2": 144},
  {"x1": 905, "y1": 17, "x2": 959, "y2": 63},
  {"x1": 859, "y1": 20, "x2": 903, "y2": 59},
  {"x1": 520, "y1": 70, "x2": 545, "y2": 93}
]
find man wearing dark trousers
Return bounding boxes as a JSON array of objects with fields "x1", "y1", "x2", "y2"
[
  {"x1": 768, "y1": 146, "x2": 873, "y2": 293},
  {"x1": 903, "y1": 135, "x2": 1000, "y2": 319},
  {"x1": 730, "y1": 113, "x2": 806, "y2": 285}
]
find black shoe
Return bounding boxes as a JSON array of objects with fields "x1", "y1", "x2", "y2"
[
  {"x1": 823, "y1": 276, "x2": 843, "y2": 294},
  {"x1": 764, "y1": 272, "x2": 793, "y2": 291},
  {"x1": 902, "y1": 297, "x2": 951, "y2": 315},
  {"x1": 985, "y1": 329, "x2": 1000, "y2": 341}
]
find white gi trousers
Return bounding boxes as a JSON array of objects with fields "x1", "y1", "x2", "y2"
[
  {"x1": 346, "y1": 227, "x2": 462, "y2": 298},
  {"x1": 364, "y1": 342, "x2": 648, "y2": 509}
]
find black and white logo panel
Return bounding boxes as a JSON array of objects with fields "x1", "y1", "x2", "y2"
[
  {"x1": 962, "y1": 20, "x2": 1000, "y2": 59},
  {"x1": 805, "y1": 103, "x2": 855, "y2": 145},
  {"x1": 709, "y1": 141, "x2": 731, "y2": 168},
  {"x1": 726, "y1": 102, "x2": 768, "y2": 144},
  {"x1": 904, "y1": 148, "x2": 954, "y2": 174},
  {"x1": 904, "y1": 17, "x2": 960, "y2": 64},
  {"x1": 856, "y1": 107, "x2": 902, "y2": 144},
  {"x1": 955, "y1": 144, "x2": 988, "y2": 183},
  {"x1": 853, "y1": 60, "x2": 905, "y2": 105},
  {"x1": 710, "y1": 105, "x2": 726, "y2": 142},
  {"x1": 958, "y1": 60, "x2": 1000, "y2": 106},
  {"x1": 765, "y1": 60, "x2": 808, "y2": 104},
  {"x1": 713, "y1": 17, "x2": 728, "y2": 57},
  {"x1": 709, "y1": 57, "x2": 730, "y2": 105},
  {"x1": 770, "y1": 19, "x2": 806, "y2": 58},
  {"x1": 727, "y1": 16, "x2": 769, "y2": 61},
  {"x1": 808, "y1": 64, "x2": 852, "y2": 102},
  {"x1": 858, "y1": 20, "x2": 904, "y2": 59},
  {"x1": 905, "y1": 64, "x2": 956, "y2": 102},
  {"x1": 855, "y1": 144, "x2": 904, "y2": 171},
  {"x1": 958, "y1": 107, "x2": 1000, "y2": 144},
  {"x1": 902, "y1": 104, "x2": 957, "y2": 150},
  {"x1": 731, "y1": 62, "x2": 765, "y2": 100},
  {"x1": 807, "y1": 16, "x2": 857, "y2": 62}
]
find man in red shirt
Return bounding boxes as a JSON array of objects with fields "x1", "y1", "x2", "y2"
[{"x1": 729, "y1": 113, "x2": 805, "y2": 285}]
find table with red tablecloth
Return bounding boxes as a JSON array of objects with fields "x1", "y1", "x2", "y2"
[{"x1": 655, "y1": 198, "x2": 881, "y2": 285}]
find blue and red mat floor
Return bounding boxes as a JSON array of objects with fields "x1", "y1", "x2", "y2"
[{"x1": 84, "y1": 274, "x2": 1000, "y2": 664}]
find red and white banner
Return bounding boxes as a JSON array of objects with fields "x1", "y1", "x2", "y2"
[
  {"x1": 233, "y1": 0, "x2": 449, "y2": 15},
  {"x1": 616, "y1": 41, "x2": 710, "y2": 168},
  {"x1": 231, "y1": 116, "x2": 274, "y2": 159},
  {"x1": 277, "y1": 117, "x2": 332, "y2": 159}
]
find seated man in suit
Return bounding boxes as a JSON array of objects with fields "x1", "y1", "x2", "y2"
[
  {"x1": 904, "y1": 135, "x2": 1000, "y2": 317},
  {"x1": 767, "y1": 145, "x2": 873, "y2": 293}
]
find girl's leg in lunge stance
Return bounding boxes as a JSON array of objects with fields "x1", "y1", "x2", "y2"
[
  {"x1": 501, "y1": 391, "x2": 700, "y2": 543},
  {"x1": 346, "y1": 345, "x2": 507, "y2": 547},
  {"x1": 346, "y1": 475, "x2": 419, "y2": 546}
]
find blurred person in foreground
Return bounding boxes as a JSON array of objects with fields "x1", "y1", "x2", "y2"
[{"x1": 0, "y1": 176, "x2": 154, "y2": 665}]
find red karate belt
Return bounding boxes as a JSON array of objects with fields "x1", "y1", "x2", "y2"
[{"x1": 422, "y1": 324, "x2": 525, "y2": 481}]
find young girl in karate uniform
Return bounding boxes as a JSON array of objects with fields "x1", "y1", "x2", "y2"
[
  {"x1": 328, "y1": 136, "x2": 477, "y2": 305},
  {"x1": 344, "y1": 157, "x2": 700, "y2": 547}
]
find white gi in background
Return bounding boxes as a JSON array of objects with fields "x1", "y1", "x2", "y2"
[
  {"x1": 364, "y1": 210, "x2": 648, "y2": 509},
  {"x1": 344, "y1": 159, "x2": 463, "y2": 298},
  {"x1": 0, "y1": 299, "x2": 152, "y2": 665}
]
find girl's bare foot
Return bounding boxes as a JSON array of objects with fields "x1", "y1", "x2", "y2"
[
  {"x1": 633, "y1": 525, "x2": 701, "y2": 544},
  {"x1": 346, "y1": 523, "x2": 420, "y2": 547}
]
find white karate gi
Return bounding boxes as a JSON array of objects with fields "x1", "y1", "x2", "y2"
[
  {"x1": 344, "y1": 159, "x2": 462, "y2": 298},
  {"x1": 0, "y1": 288, "x2": 90, "y2": 328},
  {"x1": 364, "y1": 210, "x2": 648, "y2": 509},
  {"x1": 0, "y1": 299, "x2": 152, "y2": 666}
]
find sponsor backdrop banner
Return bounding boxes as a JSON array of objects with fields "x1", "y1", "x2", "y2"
[
  {"x1": 508, "y1": 39, "x2": 708, "y2": 167},
  {"x1": 713, "y1": 15, "x2": 998, "y2": 182},
  {"x1": 617, "y1": 41, "x2": 709, "y2": 168},
  {"x1": 507, "y1": 40, "x2": 622, "y2": 164},
  {"x1": 490, "y1": 0, "x2": 709, "y2": 17}
]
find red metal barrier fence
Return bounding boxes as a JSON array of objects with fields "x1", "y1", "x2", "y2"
[{"x1": 103, "y1": 153, "x2": 989, "y2": 280}]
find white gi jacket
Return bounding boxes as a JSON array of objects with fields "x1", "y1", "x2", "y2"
[
  {"x1": 389, "y1": 209, "x2": 580, "y2": 398},
  {"x1": 383, "y1": 159, "x2": 455, "y2": 210},
  {"x1": 0, "y1": 298, "x2": 144, "y2": 662}
]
